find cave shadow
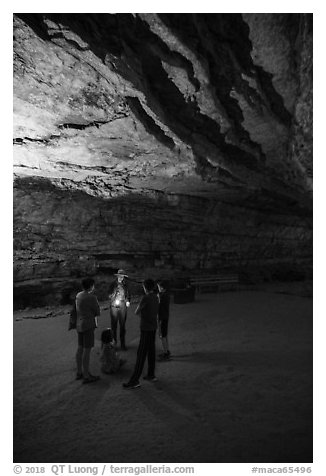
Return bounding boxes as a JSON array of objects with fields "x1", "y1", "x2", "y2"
[
  {"x1": 14, "y1": 174, "x2": 313, "y2": 311},
  {"x1": 161, "y1": 348, "x2": 312, "y2": 368},
  {"x1": 134, "y1": 347, "x2": 312, "y2": 462}
]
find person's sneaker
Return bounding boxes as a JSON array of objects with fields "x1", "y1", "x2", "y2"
[
  {"x1": 143, "y1": 375, "x2": 158, "y2": 381},
  {"x1": 122, "y1": 381, "x2": 140, "y2": 389}
]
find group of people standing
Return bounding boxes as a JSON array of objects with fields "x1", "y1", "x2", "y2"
[{"x1": 74, "y1": 269, "x2": 171, "y2": 388}]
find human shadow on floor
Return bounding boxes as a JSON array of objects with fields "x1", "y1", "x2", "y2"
[{"x1": 167, "y1": 349, "x2": 312, "y2": 367}]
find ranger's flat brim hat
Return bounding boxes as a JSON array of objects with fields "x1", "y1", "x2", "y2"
[{"x1": 114, "y1": 269, "x2": 128, "y2": 277}]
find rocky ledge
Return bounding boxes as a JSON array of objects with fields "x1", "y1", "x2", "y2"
[{"x1": 13, "y1": 14, "x2": 313, "y2": 308}]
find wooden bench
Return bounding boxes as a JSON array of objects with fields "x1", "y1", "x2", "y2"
[{"x1": 189, "y1": 274, "x2": 239, "y2": 293}]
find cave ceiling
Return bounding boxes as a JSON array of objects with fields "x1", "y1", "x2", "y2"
[{"x1": 13, "y1": 13, "x2": 313, "y2": 214}]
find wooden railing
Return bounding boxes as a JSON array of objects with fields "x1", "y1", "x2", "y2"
[{"x1": 189, "y1": 274, "x2": 239, "y2": 293}]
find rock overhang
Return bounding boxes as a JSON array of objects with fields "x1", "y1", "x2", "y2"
[
  {"x1": 13, "y1": 13, "x2": 313, "y2": 308},
  {"x1": 13, "y1": 13, "x2": 312, "y2": 208}
]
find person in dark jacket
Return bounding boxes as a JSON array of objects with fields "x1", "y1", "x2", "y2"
[
  {"x1": 108, "y1": 269, "x2": 131, "y2": 350},
  {"x1": 75, "y1": 277, "x2": 101, "y2": 384},
  {"x1": 157, "y1": 280, "x2": 171, "y2": 361},
  {"x1": 123, "y1": 278, "x2": 159, "y2": 389}
]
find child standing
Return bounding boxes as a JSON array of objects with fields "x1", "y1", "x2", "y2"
[
  {"x1": 100, "y1": 328, "x2": 126, "y2": 374},
  {"x1": 157, "y1": 280, "x2": 171, "y2": 361}
]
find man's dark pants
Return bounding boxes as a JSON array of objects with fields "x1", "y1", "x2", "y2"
[
  {"x1": 129, "y1": 330, "x2": 156, "y2": 383},
  {"x1": 110, "y1": 304, "x2": 127, "y2": 346}
]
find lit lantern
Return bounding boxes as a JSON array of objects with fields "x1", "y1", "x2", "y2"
[{"x1": 114, "y1": 299, "x2": 120, "y2": 306}]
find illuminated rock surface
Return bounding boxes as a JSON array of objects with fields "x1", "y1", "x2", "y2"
[{"x1": 13, "y1": 14, "x2": 313, "y2": 308}]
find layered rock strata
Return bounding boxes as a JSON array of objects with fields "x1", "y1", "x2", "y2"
[{"x1": 13, "y1": 13, "x2": 313, "y2": 308}]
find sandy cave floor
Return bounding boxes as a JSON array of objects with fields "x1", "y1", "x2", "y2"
[{"x1": 13, "y1": 284, "x2": 313, "y2": 463}]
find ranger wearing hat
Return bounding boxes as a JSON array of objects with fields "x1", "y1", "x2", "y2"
[{"x1": 108, "y1": 269, "x2": 131, "y2": 350}]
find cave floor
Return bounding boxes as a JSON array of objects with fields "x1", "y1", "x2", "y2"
[{"x1": 13, "y1": 286, "x2": 313, "y2": 463}]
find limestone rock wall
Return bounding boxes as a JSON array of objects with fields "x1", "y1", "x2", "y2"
[
  {"x1": 14, "y1": 175, "x2": 312, "y2": 308},
  {"x1": 13, "y1": 13, "x2": 313, "y2": 308}
]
